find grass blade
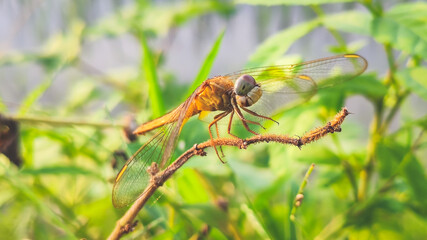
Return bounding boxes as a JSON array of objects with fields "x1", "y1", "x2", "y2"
[
  {"x1": 139, "y1": 32, "x2": 165, "y2": 118},
  {"x1": 185, "y1": 30, "x2": 225, "y2": 98}
]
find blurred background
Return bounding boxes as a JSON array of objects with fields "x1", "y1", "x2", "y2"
[{"x1": 0, "y1": 0, "x2": 426, "y2": 239}]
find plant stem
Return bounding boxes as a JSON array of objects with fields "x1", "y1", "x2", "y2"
[
  {"x1": 290, "y1": 163, "x2": 315, "y2": 221},
  {"x1": 358, "y1": 99, "x2": 383, "y2": 200},
  {"x1": 108, "y1": 108, "x2": 350, "y2": 240},
  {"x1": 7, "y1": 115, "x2": 125, "y2": 128}
]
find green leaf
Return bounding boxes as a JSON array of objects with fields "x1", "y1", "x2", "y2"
[
  {"x1": 88, "y1": 1, "x2": 233, "y2": 38},
  {"x1": 372, "y1": 3, "x2": 427, "y2": 59},
  {"x1": 176, "y1": 169, "x2": 210, "y2": 204},
  {"x1": 295, "y1": 146, "x2": 341, "y2": 165},
  {"x1": 376, "y1": 140, "x2": 405, "y2": 179},
  {"x1": 21, "y1": 165, "x2": 103, "y2": 180},
  {"x1": 236, "y1": 0, "x2": 355, "y2": 6},
  {"x1": 229, "y1": 160, "x2": 275, "y2": 192},
  {"x1": 338, "y1": 73, "x2": 387, "y2": 99},
  {"x1": 185, "y1": 30, "x2": 225, "y2": 98},
  {"x1": 139, "y1": 33, "x2": 165, "y2": 118},
  {"x1": 322, "y1": 11, "x2": 372, "y2": 35},
  {"x1": 18, "y1": 71, "x2": 56, "y2": 116},
  {"x1": 38, "y1": 20, "x2": 84, "y2": 70},
  {"x1": 412, "y1": 115, "x2": 427, "y2": 130},
  {"x1": 181, "y1": 204, "x2": 229, "y2": 231},
  {"x1": 246, "y1": 19, "x2": 320, "y2": 67},
  {"x1": 402, "y1": 155, "x2": 427, "y2": 207},
  {"x1": 65, "y1": 79, "x2": 97, "y2": 111},
  {"x1": 396, "y1": 67, "x2": 427, "y2": 101},
  {"x1": 322, "y1": 4, "x2": 427, "y2": 59}
]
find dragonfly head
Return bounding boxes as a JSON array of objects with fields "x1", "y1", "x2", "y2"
[{"x1": 234, "y1": 74, "x2": 262, "y2": 107}]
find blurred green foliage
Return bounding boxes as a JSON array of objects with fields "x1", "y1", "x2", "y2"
[{"x1": 1, "y1": 0, "x2": 427, "y2": 239}]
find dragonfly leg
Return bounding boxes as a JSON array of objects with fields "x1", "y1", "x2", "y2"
[
  {"x1": 208, "y1": 111, "x2": 231, "y2": 163},
  {"x1": 231, "y1": 98, "x2": 260, "y2": 135},
  {"x1": 214, "y1": 122, "x2": 225, "y2": 158},
  {"x1": 241, "y1": 106, "x2": 279, "y2": 125},
  {"x1": 227, "y1": 111, "x2": 239, "y2": 138}
]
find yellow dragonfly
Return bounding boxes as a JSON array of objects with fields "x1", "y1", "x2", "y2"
[{"x1": 112, "y1": 54, "x2": 367, "y2": 208}]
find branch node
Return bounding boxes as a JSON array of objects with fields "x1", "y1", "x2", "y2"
[
  {"x1": 147, "y1": 162, "x2": 159, "y2": 177},
  {"x1": 148, "y1": 163, "x2": 164, "y2": 188},
  {"x1": 296, "y1": 137, "x2": 303, "y2": 149},
  {"x1": 240, "y1": 139, "x2": 248, "y2": 149},
  {"x1": 193, "y1": 144, "x2": 206, "y2": 156},
  {"x1": 120, "y1": 221, "x2": 138, "y2": 235},
  {"x1": 326, "y1": 122, "x2": 335, "y2": 133}
]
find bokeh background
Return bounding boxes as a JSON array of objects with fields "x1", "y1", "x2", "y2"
[{"x1": 0, "y1": 0, "x2": 426, "y2": 239}]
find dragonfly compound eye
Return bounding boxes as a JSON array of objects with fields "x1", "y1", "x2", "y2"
[
  {"x1": 234, "y1": 74, "x2": 256, "y2": 96},
  {"x1": 236, "y1": 85, "x2": 262, "y2": 107}
]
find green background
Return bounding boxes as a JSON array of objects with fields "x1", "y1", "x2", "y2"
[{"x1": 0, "y1": 0, "x2": 426, "y2": 239}]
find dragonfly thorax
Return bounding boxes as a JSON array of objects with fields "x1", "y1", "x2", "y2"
[{"x1": 234, "y1": 74, "x2": 262, "y2": 107}]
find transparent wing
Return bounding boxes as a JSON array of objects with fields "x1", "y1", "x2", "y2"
[
  {"x1": 112, "y1": 91, "x2": 197, "y2": 208},
  {"x1": 225, "y1": 54, "x2": 367, "y2": 116}
]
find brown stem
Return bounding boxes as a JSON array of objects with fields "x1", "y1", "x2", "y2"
[{"x1": 108, "y1": 108, "x2": 350, "y2": 240}]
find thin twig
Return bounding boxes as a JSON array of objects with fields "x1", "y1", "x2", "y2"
[
  {"x1": 108, "y1": 108, "x2": 350, "y2": 240},
  {"x1": 5, "y1": 115, "x2": 125, "y2": 128},
  {"x1": 290, "y1": 163, "x2": 315, "y2": 221}
]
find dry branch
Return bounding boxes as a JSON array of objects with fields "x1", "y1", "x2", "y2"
[{"x1": 108, "y1": 107, "x2": 350, "y2": 240}]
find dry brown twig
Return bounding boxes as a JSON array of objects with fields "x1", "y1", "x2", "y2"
[{"x1": 108, "y1": 107, "x2": 350, "y2": 240}]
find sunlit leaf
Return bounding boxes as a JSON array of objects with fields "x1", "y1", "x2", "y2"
[
  {"x1": 322, "y1": 11, "x2": 372, "y2": 35},
  {"x1": 176, "y1": 169, "x2": 210, "y2": 203},
  {"x1": 39, "y1": 20, "x2": 85, "y2": 69},
  {"x1": 372, "y1": 3, "x2": 427, "y2": 59},
  {"x1": 396, "y1": 67, "x2": 427, "y2": 101},
  {"x1": 323, "y1": 4, "x2": 427, "y2": 59},
  {"x1": 88, "y1": 1, "x2": 233, "y2": 38},
  {"x1": 186, "y1": 30, "x2": 225, "y2": 97},
  {"x1": 247, "y1": 19, "x2": 320, "y2": 67},
  {"x1": 139, "y1": 33, "x2": 165, "y2": 118}
]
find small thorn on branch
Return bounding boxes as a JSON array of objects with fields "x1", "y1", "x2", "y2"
[{"x1": 120, "y1": 221, "x2": 138, "y2": 235}]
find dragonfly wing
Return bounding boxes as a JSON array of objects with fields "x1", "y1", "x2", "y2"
[
  {"x1": 226, "y1": 54, "x2": 367, "y2": 116},
  {"x1": 112, "y1": 90, "x2": 198, "y2": 208}
]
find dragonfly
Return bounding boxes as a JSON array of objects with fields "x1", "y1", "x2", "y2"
[{"x1": 112, "y1": 54, "x2": 368, "y2": 208}]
